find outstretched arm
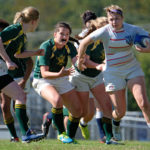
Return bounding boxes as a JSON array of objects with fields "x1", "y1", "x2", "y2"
[{"x1": 14, "y1": 49, "x2": 45, "y2": 58}]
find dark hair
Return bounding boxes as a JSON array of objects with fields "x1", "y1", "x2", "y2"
[
  {"x1": 81, "y1": 10, "x2": 97, "y2": 25},
  {"x1": 54, "y1": 22, "x2": 72, "y2": 34},
  {"x1": 0, "y1": 19, "x2": 9, "y2": 30},
  {"x1": 69, "y1": 36, "x2": 79, "y2": 45}
]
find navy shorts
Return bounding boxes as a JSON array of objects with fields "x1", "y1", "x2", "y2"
[{"x1": 0, "y1": 74, "x2": 14, "y2": 90}]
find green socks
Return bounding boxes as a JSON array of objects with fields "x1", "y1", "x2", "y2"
[
  {"x1": 15, "y1": 104, "x2": 29, "y2": 135},
  {"x1": 67, "y1": 114, "x2": 80, "y2": 138},
  {"x1": 51, "y1": 107, "x2": 65, "y2": 135}
]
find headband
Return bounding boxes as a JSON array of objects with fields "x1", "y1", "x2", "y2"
[{"x1": 109, "y1": 9, "x2": 123, "y2": 16}]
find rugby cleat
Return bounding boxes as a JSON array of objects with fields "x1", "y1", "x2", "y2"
[
  {"x1": 79, "y1": 123, "x2": 90, "y2": 139},
  {"x1": 112, "y1": 124, "x2": 121, "y2": 141},
  {"x1": 106, "y1": 138, "x2": 119, "y2": 145},
  {"x1": 99, "y1": 136, "x2": 106, "y2": 144},
  {"x1": 10, "y1": 137, "x2": 20, "y2": 142},
  {"x1": 57, "y1": 132, "x2": 73, "y2": 143},
  {"x1": 22, "y1": 129, "x2": 44, "y2": 143}
]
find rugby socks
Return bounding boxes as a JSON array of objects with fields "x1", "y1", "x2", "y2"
[
  {"x1": 4, "y1": 117, "x2": 18, "y2": 138},
  {"x1": 80, "y1": 118, "x2": 87, "y2": 127},
  {"x1": 102, "y1": 117, "x2": 113, "y2": 141},
  {"x1": 15, "y1": 104, "x2": 29, "y2": 135},
  {"x1": 51, "y1": 107, "x2": 65, "y2": 135},
  {"x1": 67, "y1": 114, "x2": 80, "y2": 138},
  {"x1": 95, "y1": 111, "x2": 105, "y2": 139},
  {"x1": 112, "y1": 119, "x2": 120, "y2": 127}
]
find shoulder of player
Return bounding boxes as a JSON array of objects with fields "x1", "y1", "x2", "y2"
[
  {"x1": 40, "y1": 39, "x2": 52, "y2": 48},
  {"x1": 123, "y1": 22, "x2": 141, "y2": 31}
]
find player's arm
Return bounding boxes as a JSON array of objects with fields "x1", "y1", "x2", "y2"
[
  {"x1": 40, "y1": 66, "x2": 73, "y2": 79},
  {"x1": 0, "y1": 37, "x2": 17, "y2": 70},
  {"x1": 85, "y1": 56, "x2": 105, "y2": 71},
  {"x1": 135, "y1": 41, "x2": 150, "y2": 53},
  {"x1": 77, "y1": 35, "x2": 93, "y2": 70},
  {"x1": 14, "y1": 49, "x2": 45, "y2": 58}
]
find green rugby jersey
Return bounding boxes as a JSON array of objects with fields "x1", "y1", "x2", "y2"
[
  {"x1": 34, "y1": 38, "x2": 77, "y2": 79},
  {"x1": 75, "y1": 40, "x2": 105, "y2": 77},
  {"x1": 0, "y1": 23, "x2": 27, "y2": 61},
  {"x1": 0, "y1": 23, "x2": 29, "y2": 78}
]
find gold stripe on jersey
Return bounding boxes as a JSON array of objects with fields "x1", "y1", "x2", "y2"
[
  {"x1": 15, "y1": 42, "x2": 23, "y2": 55},
  {"x1": 91, "y1": 40, "x2": 101, "y2": 51},
  {"x1": 50, "y1": 45, "x2": 57, "y2": 59},
  {"x1": 65, "y1": 45, "x2": 70, "y2": 54},
  {"x1": 100, "y1": 51, "x2": 105, "y2": 60},
  {"x1": 3, "y1": 29, "x2": 24, "y2": 46}
]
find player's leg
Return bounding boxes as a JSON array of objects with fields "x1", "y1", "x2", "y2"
[
  {"x1": 63, "y1": 106, "x2": 69, "y2": 131},
  {"x1": 79, "y1": 95, "x2": 95, "y2": 140},
  {"x1": 62, "y1": 89, "x2": 82, "y2": 142},
  {"x1": 107, "y1": 89, "x2": 126, "y2": 144},
  {"x1": 128, "y1": 76, "x2": 150, "y2": 126},
  {"x1": 0, "y1": 93, "x2": 19, "y2": 142},
  {"x1": 91, "y1": 83, "x2": 119, "y2": 144},
  {"x1": 41, "y1": 85, "x2": 73, "y2": 143},
  {"x1": 41, "y1": 112, "x2": 52, "y2": 137},
  {"x1": 94, "y1": 102, "x2": 106, "y2": 143},
  {"x1": 2, "y1": 80, "x2": 44, "y2": 143}
]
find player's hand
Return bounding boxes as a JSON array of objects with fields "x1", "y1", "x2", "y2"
[
  {"x1": 59, "y1": 67, "x2": 75, "y2": 77},
  {"x1": 96, "y1": 63, "x2": 105, "y2": 71},
  {"x1": 18, "y1": 79, "x2": 26, "y2": 89},
  {"x1": 35, "y1": 49, "x2": 45, "y2": 56},
  {"x1": 135, "y1": 40, "x2": 150, "y2": 53},
  {"x1": 76, "y1": 58, "x2": 87, "y2": 71},
  {"x1": 6, "y1": 61, "x2": 18, "y2": 70}
]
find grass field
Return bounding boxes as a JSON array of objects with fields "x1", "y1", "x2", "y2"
[{"x1": 0, "y1": 139, "x2": 149, "y2": 150}]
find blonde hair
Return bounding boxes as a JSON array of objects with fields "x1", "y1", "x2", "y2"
[
  {"x1": 13, "y1": 6, "x2": 39, "y2": 24},
  {"x1": 104, "y1": 5, "x2": 123, "y2": 17},
  {"x1": 90, "y1": 17, "x2": 108, "y2": 29}
]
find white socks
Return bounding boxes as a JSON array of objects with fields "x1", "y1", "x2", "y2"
[
  {"x1": 95, "y1": 111, "x2": 103, "y2": 119},
  {"x1": 80, "y1": 118, "x2": 87, "y2": 126}
]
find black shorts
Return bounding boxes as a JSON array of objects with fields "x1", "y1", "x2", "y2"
[{"x1": 0, "y1": 74, "x2": 14, "y2": 90}]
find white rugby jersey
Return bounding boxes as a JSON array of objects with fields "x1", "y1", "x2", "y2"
[{"x1": 89, "y1": 22, "x2": 148, "y2": 68}]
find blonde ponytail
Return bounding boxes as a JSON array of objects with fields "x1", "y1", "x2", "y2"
[{"x1": 13, "y1": 6, "x2": 39, "y2": 24}]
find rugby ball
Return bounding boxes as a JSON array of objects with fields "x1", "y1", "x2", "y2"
[{"x1": 134, "y1": 34, "x2": 150, "y2": 48}]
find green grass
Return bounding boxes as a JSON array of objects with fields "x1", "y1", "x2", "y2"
[{"x1": 0, "y1": 139, "x2": 149, "y2": 150}]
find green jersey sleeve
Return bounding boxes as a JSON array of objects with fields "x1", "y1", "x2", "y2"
[
  {"x1": 68, "y1": 42, "x2": 77, "y2": 58},
  {"x1": 0, "y1": 23, "x2": 22, "y2": 43},
  {"x1": 38, "y1": 41, "x2": 51, "y2": 66}
]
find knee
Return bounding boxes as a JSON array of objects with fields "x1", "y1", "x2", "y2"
[
  {"x1": 53, "y1": 96, "x2": 63, "y2": 108},
  {"x1": 113, "y1": 109, "x2": 126, "y2": 120},
  {"x1": 17, "y1": 92, "x2": 26, "y2": 104},
  {"x1": 71, "y1": 105, "x2": 82, "y2": 118}
]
